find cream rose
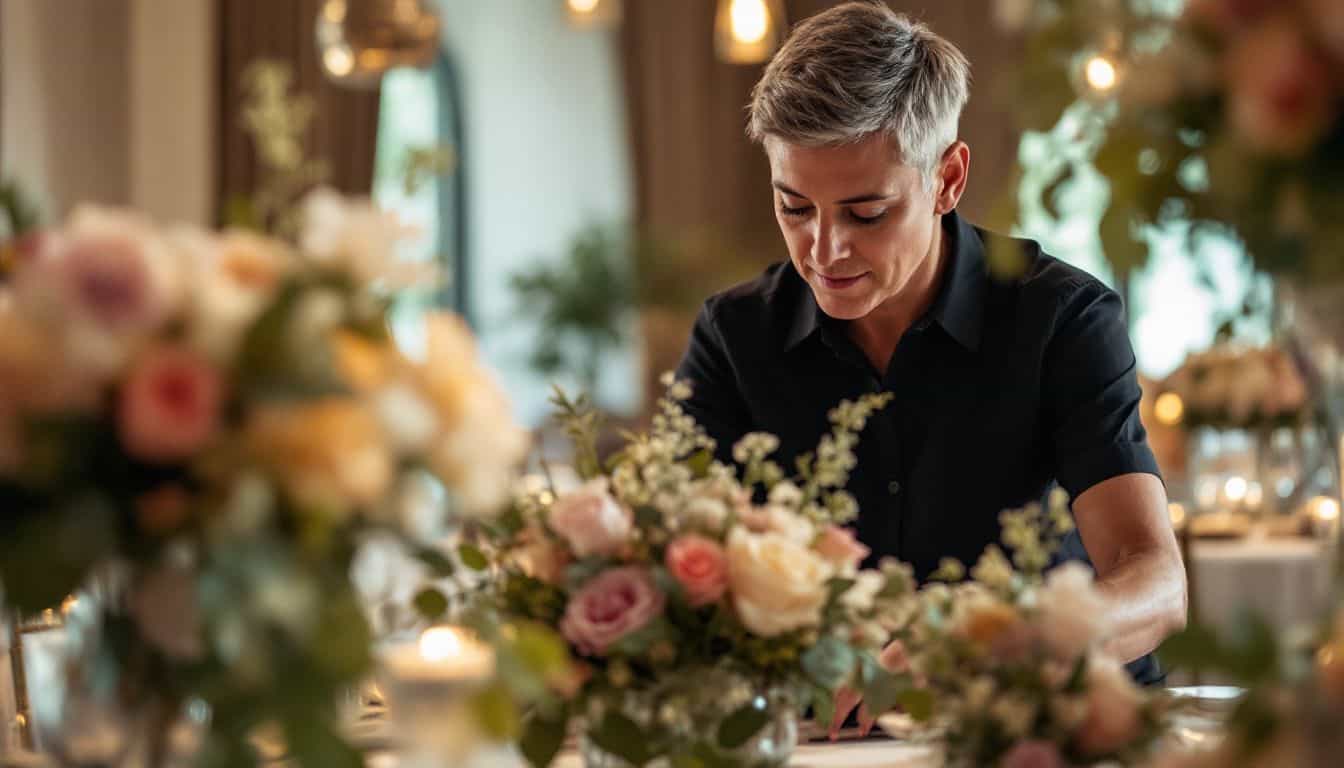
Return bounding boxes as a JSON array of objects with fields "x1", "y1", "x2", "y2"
[
  {"x1": 726, "y1": 526, "x2": 832, "y2": 636},
  {"x1": 1034, "y1": 562, "x2": 1108, "y2": 661},
  {"x1": 1074, "y1": 655, "x2": 1144, "y2": 756}
]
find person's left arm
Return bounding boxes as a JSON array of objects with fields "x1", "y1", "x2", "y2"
[{"x1": 1044, "y1": 278, "x2": 1187, "y2": 663}]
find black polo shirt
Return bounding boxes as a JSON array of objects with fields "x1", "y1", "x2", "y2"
[{"x1": 675, "y1": 210, "x2": 1164, "y2": 682}]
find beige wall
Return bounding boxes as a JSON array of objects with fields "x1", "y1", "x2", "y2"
[
  {"x1": 129, "y1": 0, "x2": 216, "y2": 226},
  {"x1": 0, "y1": 0, "x2": 214, "y2": 225}
]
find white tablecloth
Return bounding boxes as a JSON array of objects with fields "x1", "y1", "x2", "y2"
[{"x1": 1188, "y1": 537, "x2": 1335, "y2": 634}]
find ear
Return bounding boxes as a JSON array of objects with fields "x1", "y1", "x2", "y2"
[{"x1": 933, "y1": 141, "x2": 970, "y2": 215}]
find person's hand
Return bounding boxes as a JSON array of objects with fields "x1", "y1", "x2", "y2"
[{"x1": 828, "y1": 640, "x2": 910, "y2": 740}]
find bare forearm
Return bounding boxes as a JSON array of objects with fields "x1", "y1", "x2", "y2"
[{"x1": 1095, "y1": 548, "x2": 1187, "y2": 663}]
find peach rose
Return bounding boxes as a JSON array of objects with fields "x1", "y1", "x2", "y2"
[
  {"x1": 665, "y1": 534, "x2": 729, "y2": 607},
  {"x1": 560, "y1": 567, "x2": 665, "y2": 656},
  {"x1": 514, "y1": 526, "x2": 571, "y2": 585},
  {"x1": 548, "y1": 478, "x2": 633, "y2": 558},
  {"x1": 118, "y1": 344, "x2": 223, "y2": 463},
  {"x1": 815, "y1": 525, "x2": 870, "y2": 572},
  {"x1": 1074, "y1": 655, "x2": 1144, "y2": 756}
]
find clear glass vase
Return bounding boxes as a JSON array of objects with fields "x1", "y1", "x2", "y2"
[{"x1": 577, "y1": 667, "x2": 798, "y2": 768}]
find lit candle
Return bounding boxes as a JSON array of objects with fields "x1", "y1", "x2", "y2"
[
  {"x1": 378, "y1": 626, "x2": 496, "y2": 767},
  {"x1": 382, "y1": 626, "x2": 495, "y2": 683}
]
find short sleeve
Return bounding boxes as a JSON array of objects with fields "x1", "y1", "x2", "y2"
[
  {"x1": 1043, "y1": 280, "x2": 1162, "y2": 498},
  {"x1": 674, "y1": 303, "x2": 754, "y2": 463}
]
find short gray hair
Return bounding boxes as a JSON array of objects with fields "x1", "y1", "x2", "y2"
[{"x1": 748, "y1": 2, "x2": 971, "y2": 179}]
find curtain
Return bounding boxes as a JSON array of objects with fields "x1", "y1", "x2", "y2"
[{"x1": 216, "y1": 0, "x2": 382, "y2": 221}]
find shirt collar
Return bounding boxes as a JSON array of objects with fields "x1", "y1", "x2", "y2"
[{"x1": 782, "y1": 210, "x2": 987, "y2": 352}]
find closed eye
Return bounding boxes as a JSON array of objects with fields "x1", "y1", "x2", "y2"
[
  {"x1": 848, "y1": 208, "x2": 888, "y2": 225},
  {"x1": 778, "y1": 202, "x2": 813, "y2": 218}
]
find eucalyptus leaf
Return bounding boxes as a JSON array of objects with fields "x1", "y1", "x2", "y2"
[
  {"x1": 412, "y1": 587, "x2": 449, "y2": 621},
  {"x1": 801, "y1": 636, "x2": 856, "y2": 691},
  {"x1": 589, "y1": 712, "x2": 652, "y2": 767},
  {"x1": 458, "y1": 543, "x2": 490, "y2": 571},
  {"x1": 716, "y1": 703, "x2": 771, "y2": 749},
  {"x1": 471, "y1": 682, "x2": 521, "y2": 741},
  {"x1": 861, "y1": 669, "x2": 906, "y2": 717},
  {"x1": 520, "y1": 712, "x2": 567, "y2": 768}
]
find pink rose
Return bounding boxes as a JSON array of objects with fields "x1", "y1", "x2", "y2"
[
  {"x1": 1074, "y1": 656, "x2": 1144, "y2": 756},
  {"x1": 1000, "y1": 740, "x2": 1065, "y2": 768},
  {"x1": 665, "y1": 535, "x2": 729, "y2": 607},
  {"x1": 548, "y1": 478, "x2": 633, "y2": 558},
  {"x1": 815, "y1": 525, "x2": 870, "y2": 571},
  {"x1": 560, "y1": 566, "x2": 665, "y2": 656},
  {"x1": 1227, "y1": 15, "x2": 1338, "y2": 157},
  {"x1": 118, "y1": 345, "x2": 223, "y2": 463}
]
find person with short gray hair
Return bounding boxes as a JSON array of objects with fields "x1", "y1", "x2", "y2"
[{"x1": 676, "y1": 1, "x2": 1185, "y2": 707}]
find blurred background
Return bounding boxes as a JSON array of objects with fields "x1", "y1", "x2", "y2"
[{"x1": 0, "y1": 0, "x2": 1258, "y2": 429}]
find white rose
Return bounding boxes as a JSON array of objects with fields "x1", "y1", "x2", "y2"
[
  {"x1": 726, "y1": 526, "x2": 832, "y2": 636},
  {"x1": 300, "y1": 186, "x2": 432, "y2": 289},
  {"x1": 547, "y1": 478, "x2": 633, "y2": 558},
  {"x1": 1034, "y1": 562, "x2": 1108, "y2": 661}
]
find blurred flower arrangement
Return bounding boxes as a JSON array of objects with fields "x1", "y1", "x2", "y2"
[
  {"x1": 0, "y1": 63, "x2": 530, "y2": 767},
  {"x1": 1002, "y1": 0, "x2": 1344, "y2": 281},
  {"x1": 460, "y1": 381, "x2": 926, "y2": 767},
  {"x1": 890, "y1": 493, "x2": 1170, "y2": 767},
  {"x1": 1160, "y1": 342, "x2": 1310, "y2": 429},
  {"x1": 1153, "y1": 602, "x2": 1344, "y2": 766}
]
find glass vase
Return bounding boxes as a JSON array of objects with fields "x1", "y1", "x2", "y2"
[{"x1": 577, "y1": 667, "x2": 798, "y2": 768}]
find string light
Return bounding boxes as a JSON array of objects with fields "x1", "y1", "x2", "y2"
[{"x1": 1223, "y1": 476, "x2": 1248, "y2": 504}]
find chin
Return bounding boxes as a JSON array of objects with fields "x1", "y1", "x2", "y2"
[{"x1": 811, "y1": 290, "x2": 875, "y2": 321}]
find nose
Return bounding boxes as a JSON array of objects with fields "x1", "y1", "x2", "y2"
[{"x1": 810, "y1": 214, "x2": 845, "y2": 269}]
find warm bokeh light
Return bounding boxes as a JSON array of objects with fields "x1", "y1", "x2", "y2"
[
  {"x1": 1168, "y1": 502, "x2": 1186, "y2": 528},
  {"x1": 323, "y1": 45, "x2": 355, "y2": 78},
  {"x1": 567, "y1": 0, "x2": 601, "y2": 14},
  {"x1": 1084, "y1": 55, "x2": 1118, "y2": 92},
  {"x1": 1311, "y1": 496, "x2": 1341, "y2": 522},
  {"x1": 419, "y1": 625, "x2": 464, "y2": 662},
  {"x1": 730, "y1": 0, "x2": 770, "y2": 45},
  {"x1": 322, "y1": 0, "x2": 347, "y2": 23},
  {"x1": 1154, "y1": 392, "x2": 1184, "y2": 426},
  {"x1": 1224, "y1": 476, "x2": 1248, "y2": 503}
]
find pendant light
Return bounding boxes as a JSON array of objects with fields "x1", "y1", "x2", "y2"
[
  {"x1": 714, "y1": 0, "x2": 786, "y2": 64},
  {"x1": 316, "y1": 0, "x2": 441, "y2": 88}
]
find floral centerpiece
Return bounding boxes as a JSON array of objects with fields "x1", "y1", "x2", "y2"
[
  {"x1": 889, "y1": 493, "x2": 1170, "y2": 767},
  {"x1": 1160, "y1": 342, "x2": 1310, "y2": 430},
  {"x1": 0, "y1": 188, "x2": 529, "y2": 766},
  {"x1": 465, "y1": 382, "x2": 924, "y2": 767},
  {"x1": 1153, "y1": 601, "x2": 1344, "y2": 766},
  {"x1": 999, "y1": 0, "x2": 1344, "y2": 282}
]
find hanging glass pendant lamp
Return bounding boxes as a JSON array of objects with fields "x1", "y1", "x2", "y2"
[
  {"x1": 714, "y1": 0, "x2": 786, "y2": 64},
  {"x1": 316, "y1": 0, "x2": 441, "y2": 87},
  {"x1": 565, "y1": 0, "x2": 622, "y2": 29}
]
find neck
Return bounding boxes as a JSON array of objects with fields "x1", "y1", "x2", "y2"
[{"x1": 848, "y1": 218, "x2": 949, "y2": 372}]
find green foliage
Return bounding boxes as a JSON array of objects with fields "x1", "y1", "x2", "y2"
[
  {"x1": 1158, "y1": 611, "x2": 1280, "y2": 684},
  {"x1": 520, "y1": 710, "x2": 568, "y2": 768},
  {"x1": 716, "y1": 702, "x2": 772, "y2": 749},
  {"x1": 589, "y1": 711, "x2": 654, "y2": 767},
  {"x1": 800, "y1": 636, "x2": 856, "y2": 691},
  {"x1": 0, "y1": 178, "x2": 40, "y2": 238},
  {"x1": 458, "y1": 543, "x2": 490, "y2": 571},
  {"x1": 549, "y1": 386, "x2": 604, "y2": 479},
  {"x1": 412, "y1": 587, "x2": 450, "y2": 621},
  {"x1": 511, "y1": 223, "x2": 635, "y2": 395}
]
